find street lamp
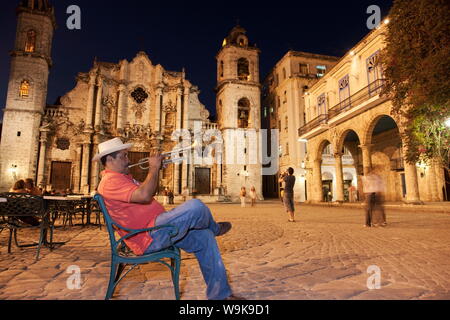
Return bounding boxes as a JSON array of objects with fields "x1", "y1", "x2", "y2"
[{"x1": 445, "y1": 117, "x2": 450, "y2": 128}]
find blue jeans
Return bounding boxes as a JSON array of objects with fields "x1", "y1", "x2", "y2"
[{"x1": 144, "y1": 199, "x2": 232, "y2": 300}]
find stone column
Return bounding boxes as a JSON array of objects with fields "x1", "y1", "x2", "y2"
[
  {"x1": 427, "y1": 159, "x2": 439, "y2": 201},
  {"x1": 37, "y1": 130, "x2": 49, "y2": 188},
  {"x1": 334, "y1": 152, "x2": 345, "y2": 202},
  {"x1": 80, "y1": 142, "x2": 91, "y2": 194},
  {"x1": 73, "y1": 144, "x2": 82, "y2": 194},
  {"x1": 155, "y1": 86, "x2": 163, "y2": 133},
  {"x1": 312, "y1": 159, "x2": 323, "y2": 202},
  {"x1": 91, "y1": 138, "x2": 101, "y2": 191},
  {"x1": 86, "y1": 74, "x2": 96, "y2": 130},
  {"x1": 402, "y1": 145, "x2": 421, "y2": 203},
  {"x1": 359, "y1": 144, "x2": 372, "y2": 175},
  {"x1": 117, "y1": 84, "x2": 126, "y2": 131},
  {"x1": 173, "y1": 87, "x2": 183, "y2": 194},
  {"x1": 94, "y1": 77, "x2": 103, "y2": 131}
]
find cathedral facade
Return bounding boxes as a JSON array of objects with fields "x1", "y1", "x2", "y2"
[
  {"x1": 0, "y1": 1, "x2": 263, "y2": 202},
  {"x1": 0, "y1": 1, "x2": 213, "y2": 196}
]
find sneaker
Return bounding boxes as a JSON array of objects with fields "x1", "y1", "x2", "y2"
[{"x1": 217, "y1": 222, "x2": 232, "y2": 236}]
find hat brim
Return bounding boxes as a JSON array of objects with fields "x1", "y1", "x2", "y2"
[{"x1": 92, "y1": 143, "x2": 133, "y2": 162}]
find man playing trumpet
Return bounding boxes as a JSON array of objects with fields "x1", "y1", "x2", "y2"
[{"x1": 93, "y1": 137, "x2": 240, "y2": 300}]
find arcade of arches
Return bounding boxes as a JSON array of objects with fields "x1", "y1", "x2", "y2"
[{"x1": 306, "y1": 111, "x2": 447, "y2": 203}]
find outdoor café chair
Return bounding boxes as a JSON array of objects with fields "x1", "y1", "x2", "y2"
[
  {"x1": 93, "y1": 194, "x2": 181, "y2": 300},
  {"x1": 0, "y1": 192, "x2": 55, "y2": 260}
]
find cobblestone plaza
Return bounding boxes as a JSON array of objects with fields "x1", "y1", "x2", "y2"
[{"x1": 1, "y1": 201, "x2": 449, "y2": 300}]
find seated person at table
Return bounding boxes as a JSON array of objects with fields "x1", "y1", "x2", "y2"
[
  {"x1": 24, "y1": 178, "x2": 42, "y2": 196},
  {"x1": 9, "y1": 179, "x2": 40, "y2": 226},
  {"x1": 93, "y1": 137, "x2": 240, "y2": 300},
  {"x1": 9, "y1": 179, "x2": 26, "y2": 193}
]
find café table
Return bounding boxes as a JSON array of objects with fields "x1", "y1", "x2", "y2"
[{"x1": 43, "y1": 195, "x2": 98, "y2": 227}]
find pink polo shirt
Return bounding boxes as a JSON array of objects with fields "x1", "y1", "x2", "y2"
[{"x1": 97, "y1": 170, "x2": 165, "y2": 255}]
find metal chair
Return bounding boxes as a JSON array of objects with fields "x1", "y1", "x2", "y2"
[
  {"x1": 93, "y1": 194, "x2": 181, "y2": 300},
  {"x1": 0, "y1": 192, "x2": 54, "y2": 260}
]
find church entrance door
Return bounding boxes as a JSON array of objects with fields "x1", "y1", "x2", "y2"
[
  {"x1": 128, "y1": 152, "x2": 150, "y2": 183},
  {"x1": 50, "y1": 161, "x2": 71, "y2": 192},
  {"x1": 195, "y1": 168, "x2": 210, "y2": 195}
]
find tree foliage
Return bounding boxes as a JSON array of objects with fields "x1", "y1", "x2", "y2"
[{"x1": 380, "y1": 0, "x2": 450, "y2": 170}]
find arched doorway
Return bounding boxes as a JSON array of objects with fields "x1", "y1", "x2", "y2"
[{"x1": 366, "y1": 115, "x2": 403, "y2": 201}]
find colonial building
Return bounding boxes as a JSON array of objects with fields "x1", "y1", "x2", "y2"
[
  {"x1": 299, "y1": 20, "x2": 448, "y2": 203},
  {"x1": 262, "y1": 51, "x2": 339, "y2": 201},
  {"x1": 0, "y1": 0, "x2": 221, "y2": 197}
]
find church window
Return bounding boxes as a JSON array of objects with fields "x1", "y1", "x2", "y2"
[
  {"x1": 237, "y1": 97, "x2": 250, "y2": 128},
  {"x1": 19, "y1": 80, "x2": 30, "y2": 97},
  {"x1": 25, "y1": 30, "x2": 36, "y2": 53},
  {"x1": 237, "y1": 58, "x2": 250, "y2": 81},
  {"x1": 219, "y1": 61, "x2": 224, "y2": 77},
  {"x1": 131, "y1": 87, "x2": 148, "y2": 104},
  {"x1": 282, "y1": 68, "x2": 286, "y2": 79}
]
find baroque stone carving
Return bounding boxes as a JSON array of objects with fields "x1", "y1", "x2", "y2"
[
  {"x1": 163, "y1": 100, "x2": 176, "y2": 113},
  {"x1": 123, "y1": 123, "x2": 153, "y2": 140},
  {"x1": 131, "y1": 103, "x2": 147, "y2": 120}
]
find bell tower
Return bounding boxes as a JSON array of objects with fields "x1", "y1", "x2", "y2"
[
  {"x1": 0, "y1": 0, "x2": 56, "y2": 190},
  {"x1": 216, "y1": 25, "x2": 263, "y2": 201}
]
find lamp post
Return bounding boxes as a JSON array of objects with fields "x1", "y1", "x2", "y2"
[{"x1": 445, "y1": 117, "x2": 450, "y2": 128}]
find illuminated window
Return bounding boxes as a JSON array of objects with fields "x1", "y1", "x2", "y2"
[
  {"x1": 316, "y1": 65, "x2": 326, "y2": 77},
  {"x1": 19, "y1": 80, "x2": 30, "y2": 97},
  {"x1": 25, "y1": 30, "x2": 36, "y2": 53}
]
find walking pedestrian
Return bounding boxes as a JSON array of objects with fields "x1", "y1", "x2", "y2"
[
  {"x1": 240, "y1": 187, "x2": 246, "y2": 207},
  {"x1": 279, "y1": 167, "x2": 296, "y2": 222},
  {"x1": 249, "y1": 186, "x2": 257, "y2": 207},
  {"x1": 362, "y1": 170, "x2": 387, "y2": 227}
]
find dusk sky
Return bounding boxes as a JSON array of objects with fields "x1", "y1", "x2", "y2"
[{"x1": 0, "y1": 0, "x2": 393, "y2": 120}]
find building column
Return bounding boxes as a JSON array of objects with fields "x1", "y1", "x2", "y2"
[
  {"x1": 402, "y1": 145, "x2": 421, "y2": 203},
  {"x1": 117, "y1": 84, "x2": 126, "y2": 131},
  {"x1": 73, "y1": 143, "x2": 82, "y2": 194},
  {"x1": 94, "y1": 77, "x2": 103, "y2": 132},
  {"x1": 173, "y1": 87, "x2": 183, "y2": 194},
  {"x1": 37, "y1": 130, "x2": 49, "y2": 188},
  {"x1": 155, "y1": 86, "x2": 163, "y2": 133},
  {"x1": 86, "y1": 74, "x2": 96, "y2": 130},
  {"x1": 334, "y1": 152, "x2": 345, "y2": 202},
  {"x1": 359, "y1": 144, "x2": 372, "y2": 175},
  {"x1": 80, "y1": 142, "x2": 91, "y2": 194},
  {"x1": 312, "y1": 159, "x2": 323, "y2": 202}
]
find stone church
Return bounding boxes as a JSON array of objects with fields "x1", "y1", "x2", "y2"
[{"x1": 0, "y1": 0, "x2": 263, "y2": 201}]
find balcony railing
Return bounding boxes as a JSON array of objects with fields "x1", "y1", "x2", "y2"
[
  {"x1": 298, "y1": 79, "x2": 385, "y2": 137},
  {"x1": 298, "y1": 113, "x2": 328, "y2": 136},
  {"x1": 328, "y1": 79, "x2": 385, "y2": 120}
]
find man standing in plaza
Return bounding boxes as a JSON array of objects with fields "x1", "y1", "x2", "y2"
[
  {"x1": 94, "y1": 137, "x2": 240, "y2": 300},
  {"x1": 279, "y1": 167, "x2": 296, "y2": 222}
]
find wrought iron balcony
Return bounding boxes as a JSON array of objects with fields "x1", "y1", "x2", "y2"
[{"x1": 298, "y1": 79, "x2": 385, "y2": 137}]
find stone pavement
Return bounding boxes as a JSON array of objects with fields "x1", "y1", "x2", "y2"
[{"x1": 1, "y1": 200, "x2": 450, "y2": 300}]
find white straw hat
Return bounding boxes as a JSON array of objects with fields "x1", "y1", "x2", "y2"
[{"x1": 92, "y1": 138, "x2": 133, "y2": 162}]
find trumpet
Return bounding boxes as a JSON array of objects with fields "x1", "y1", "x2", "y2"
[{"x1": 128, "y1": 141, "x2": 198, "y2": 170}]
